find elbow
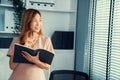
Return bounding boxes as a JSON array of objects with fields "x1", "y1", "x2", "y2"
[
  {"x1": 10, "y1": 65, "x2": 14, "y2": 70},
  {"x1": 44, "y1": 64, "x2": 50, "y2": 70},
  {"x1": 45, "y1": 66, "x2": 50, "y2": 70},
  {"x1": 44, "y1": 67, "x2": 50, "y2": 70}
]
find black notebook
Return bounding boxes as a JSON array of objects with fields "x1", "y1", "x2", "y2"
[{"x1": 13, "y1": 43, "x2": 54, "y2": 65}]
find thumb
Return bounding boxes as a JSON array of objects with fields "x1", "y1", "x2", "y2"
[{"x1": 36, "y1": 51, "x2": 40, "y2": 57}]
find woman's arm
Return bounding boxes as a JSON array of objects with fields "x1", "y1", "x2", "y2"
[
  {"x1": 33, "y1": 58, "x2": 50, "y2": 70},
  {"x1": 22, "y1": 51, "x2": 50, "y2": 70},
  {"x1": 7, "y1": 37, "x2": 20, "y2": 70},
  {"x1": 9, "y1": 56, "x2": 19, "y2": 70}
]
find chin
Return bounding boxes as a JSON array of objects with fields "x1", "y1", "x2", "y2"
[{"x1": 33, "y1": 30, "x2": 40, "y2": 33}]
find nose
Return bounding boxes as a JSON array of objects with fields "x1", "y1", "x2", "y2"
[{"x1": 36, "y1": 22, "x2": 39, "y2": 26}]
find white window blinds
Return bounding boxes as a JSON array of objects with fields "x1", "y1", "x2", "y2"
[
  {"x1": 109, "y1": 0, "x2": 120, "y2": 80},
  {"x1": 89, "y1": 0, "x2": 110, "y2": 80},
  {"x1": 89, "y1": 0, "x2": 120, "y2": 80}
]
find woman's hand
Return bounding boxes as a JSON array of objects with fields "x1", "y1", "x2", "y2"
[
  {"x1": 21, "y1": 51, "x2": 50, "y2": 69},
  {"x1": 21, "y1": 51, "x2": 40, "y2": 63}
]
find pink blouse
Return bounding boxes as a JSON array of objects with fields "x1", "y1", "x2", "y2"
[{"x1": 7, "y1": 35, "x2": 54, "y2": 80}]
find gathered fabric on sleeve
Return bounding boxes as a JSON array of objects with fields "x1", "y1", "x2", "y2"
[
  {"x1": 44, "y1": 36, "x2": 55, "y2": 54},
  {"x1": 7, "y1": 37, "x2": 20, "y2": 57}
]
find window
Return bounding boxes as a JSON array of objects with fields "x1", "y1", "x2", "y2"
[
  {"x1": 109, "y1": 0, "x2": 120, "y2": 79},
  {"x1": 89, "y1": 0, "x2": 120, "y2": 80}
]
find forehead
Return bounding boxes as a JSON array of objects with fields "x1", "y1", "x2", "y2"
[
  {"x1": 34, "y1": 13, "x2": 41, "y2": 18},
  {"x1": 32, "y1": 13, "x2": 41, "y2": 21}
]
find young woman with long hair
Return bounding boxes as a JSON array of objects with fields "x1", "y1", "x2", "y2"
[{"x1": 7, "y1": 8, "x2": 54, "y2": 80}]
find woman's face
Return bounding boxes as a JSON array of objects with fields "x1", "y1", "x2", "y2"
[{"x1": 30, "y1": 13, "x2": 42, "y2": 33}]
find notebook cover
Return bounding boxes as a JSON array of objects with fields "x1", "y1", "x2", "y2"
[{"x1": 13, "y1": 43, "x2": 54, "y2": 65}]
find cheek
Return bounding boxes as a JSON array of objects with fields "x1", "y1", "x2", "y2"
[
  {"x1": 30, "y1": 22, "x2": 42, "y2": 32},
  {"x1": 37, "y1": 26, "x2": 41, "y2": 31},
  {"x1": 34, "y1": 24, "x2": 41, "y2": 32},
  {"x1": 38, "y1": 23, "x2": 42, "y2": 29}
]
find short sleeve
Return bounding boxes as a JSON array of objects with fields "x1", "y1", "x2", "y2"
[
  {"x1": 46, "y1": 37, "x2": 55, "y2": 54},
  {"x1": 7, "y1": 37, "x2": 19, "y2": 57}
]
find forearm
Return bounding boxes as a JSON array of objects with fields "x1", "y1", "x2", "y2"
[
  {"x1": 34, "y1": 60, "x2": 50, "y2": 70},
  {"x1": 9, "y1": 57, "x2": 19, "y2": 70}
]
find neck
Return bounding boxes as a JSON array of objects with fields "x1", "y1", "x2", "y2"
[{"x1": 29, "y1": 32, "x2": 38, "y2": 39}]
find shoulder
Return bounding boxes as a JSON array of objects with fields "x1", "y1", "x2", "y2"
[
  {"x1": 12, "y1": 36, "x2": 20, "y2": 43},
  {"x1": 13, "y1": 36, "x2": 19, "y2": 40},
  {"x1": 39, "y1": 35, "x2": 51, "y2": 41}
]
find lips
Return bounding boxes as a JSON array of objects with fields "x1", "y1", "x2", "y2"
[{"x1": 34, "y1": 26, "x2": 40, "y2": 32}]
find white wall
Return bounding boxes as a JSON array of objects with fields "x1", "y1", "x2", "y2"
[
  {"x1": 41, "y1": 11, "x2": 72, "y2": 37},
  {"x1": 0, "y1": 49, "x2": 12, "y2": 80}
]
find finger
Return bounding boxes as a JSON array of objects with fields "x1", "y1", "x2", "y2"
[
  {"x1": 37, "y1": 51, "x2": 40, "y2": 57},
  {"x1": 21, "y1": 52, "x2": 32, "y2": 61},
  {"x1": 21, "y1": 53, "x2": 27, "y2": 59},
  {"x1": 22, "y1": 51, "x2": 31, "y2": 57},
  {"x1": 37, "y1": 52, "x2": 40, "y2": 57},
  {"x1": 22, "y1": 51, "x2": 28, "y2": 55}
]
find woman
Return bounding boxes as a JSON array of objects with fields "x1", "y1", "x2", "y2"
[{"x1": 7, "y1": 9, "x2": 55, "y2": 80}]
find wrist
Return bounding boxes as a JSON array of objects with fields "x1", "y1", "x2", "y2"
[{"x1": 32, "y1": 58, "x2": 40, "y2": 64}]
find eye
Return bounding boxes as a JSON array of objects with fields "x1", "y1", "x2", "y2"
[{"x1": 32, "y1": 19, "x2": 36, "y2": 22}]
